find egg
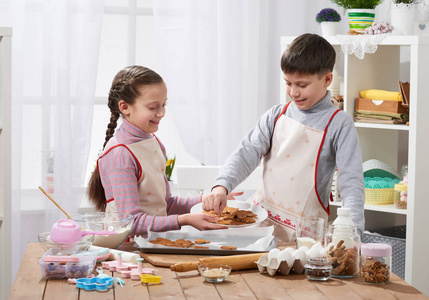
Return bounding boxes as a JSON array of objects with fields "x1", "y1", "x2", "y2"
[
  {"x1": 268, "y1": 248, "x2": 281, "y2": 260},
  {"x1": 277, "y1": 252, "x2": 294, "y2": 275},
  {"x1": 293, "y1": 248, "x2": 307, "y2": 262},
  {"x1": 284, "y1": 247, "x2": 295, "y2": 255},
  {"x1": 307, "y1": 246, "x2": 323, "y2": 258},
  {"x1": 311, "y1": 242, "x2": 323, "y2": 252},
  {"x1": 277, "y1": 249, "x2": 294, "y2": 266},
  {"x1": 297, "y1": 245, "x2": 309, "y2": 253}
]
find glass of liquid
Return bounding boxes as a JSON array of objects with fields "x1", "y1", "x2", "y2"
[{"x1": 295, "y1": 216, "x2": 324, "y2": 249}]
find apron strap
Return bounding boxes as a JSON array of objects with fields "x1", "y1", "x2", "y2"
[
  {"x1": 98, "y1": 144, "x2": 143, "y2": 181},
  {"x1": 263, "y1": 102, "x2": 292, "y2": 157},
  {"x1": 314, "y1": 108, "x2": 342, "y2": 215}
]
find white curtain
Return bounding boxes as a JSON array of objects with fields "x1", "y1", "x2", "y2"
[
  {"x1": 0, "y1": 0, "x2": 103, "y2": 285},
  {"x1": 152, "y1": 0, "x2": 391, "y2": 166}
]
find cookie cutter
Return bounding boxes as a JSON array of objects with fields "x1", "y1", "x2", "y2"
[
  {"x1": 96, "y1": 267, "x2": 111, "y2": 279},
  {"x1": 140, "y1": 274, "x2": 162, "y2": 284},
  {"x1": 119, "y1": 258, "x2": 156, "y2": 280},
  {"x1": 76, "y1": 277, "x2": 114, "y2": 291},
  {"x1": 95, "y1": 247, "x2": 110, "y2": 262},
  {"x1": 116, "y1": 277, "x2": 125, "y2": 287},
  {"x1": 101, "y1": 252, "x2": 135, "y2": 272}
]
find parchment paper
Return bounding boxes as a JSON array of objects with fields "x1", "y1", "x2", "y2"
[{"x1": 134, "y1": 225, "x2": 275, "y2": 253}]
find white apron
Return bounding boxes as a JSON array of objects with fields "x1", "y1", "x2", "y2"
[
  {"x1": 103, "y1": 136, "x2": 168, "y2": 216},
  {"x1": 254, "y1": 103, "x2": 340, "y2": 242}
]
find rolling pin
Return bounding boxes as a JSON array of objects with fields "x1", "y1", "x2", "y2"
[{"x1": 170, "y1": 253, "x2": 266, "y2": 272}]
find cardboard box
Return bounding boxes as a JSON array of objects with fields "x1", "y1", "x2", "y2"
[{"x1": 355, "y1": 98, "x2": 409, "y2": 114}]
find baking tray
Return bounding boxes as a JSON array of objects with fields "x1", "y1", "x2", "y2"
[
  {"x1": 134, "y1": 226, "x2": 277, "y2": 256},
  {"x1": 136, "y1": 238, "x2": 278, "y2": 256}
]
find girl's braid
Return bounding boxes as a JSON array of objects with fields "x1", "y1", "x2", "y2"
[
  {"x1": 103, "y1": 111, "x2": 120, "y2": 149},
  {"x1": 103, "y1": 87, "x2": 122, "y2": 149}
]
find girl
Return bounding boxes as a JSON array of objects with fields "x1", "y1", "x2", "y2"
[{"x1": 87, "y1": 65, "x2": 231, "y2": 237}]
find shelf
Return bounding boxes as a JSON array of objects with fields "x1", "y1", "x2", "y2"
[
  {"x1": 281, "y1": 35, "x2": 429, "y2": 48},
  {"x1": 354, "y1": 123, "x2": 409, "y2": 131},
  {"x1": 330, "y1": 201, "x2": 407, "y2": 215}
]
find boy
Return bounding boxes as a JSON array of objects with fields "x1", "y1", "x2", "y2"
[{"x1": 205, "y1": 34, "x2": 365, "y2": 242}]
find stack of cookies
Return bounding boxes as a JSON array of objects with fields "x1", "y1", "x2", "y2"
[{"x1": 203, "y1": 206, "x2": 257, "y2": 225}]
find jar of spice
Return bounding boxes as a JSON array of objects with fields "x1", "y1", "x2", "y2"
[
  {"x1": 304, "y1": 257, "x2": 333, "y2": 281},
  {"x1": 394, "y1": 183, "x2": 408, "y2": 209},
  {"x1": 361, "y1": 243, "x2": 392, "y2": 285}
]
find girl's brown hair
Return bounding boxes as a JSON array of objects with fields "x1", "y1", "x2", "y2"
[{"x1": 87, "y1": 65, "x2": 164, "y2": 211}]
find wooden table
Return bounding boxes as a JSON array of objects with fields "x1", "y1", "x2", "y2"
[{"x1": 9, "y1": 242, "x2": 429, "y2": 300}]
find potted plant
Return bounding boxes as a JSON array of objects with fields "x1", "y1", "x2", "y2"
[
  {"x1": 330, "y1": 0, "x2": 384, "y2": 33},
  {"x1": 316, "y1": 8, "x2": 342, "y2": 36},
  {"x1": 390, "y1": 0, "x2": 421, "y2": 35},
  {"x1": 165, "y1": 155, "x2": 176, "y2": 182}
]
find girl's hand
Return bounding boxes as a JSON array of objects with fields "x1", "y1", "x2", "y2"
[
  {"x1": 178, "y1": 213, "x2": 228, "y2": 231},
  {"x1": 202, "y1": 186, "x2": 228, "y2": 215}
]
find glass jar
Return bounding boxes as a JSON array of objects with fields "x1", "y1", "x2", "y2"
[
  {"x1": 361, "y1": 243, "x2": 392, "y2": 285},
  {"x1": 304, "y1": 257, "x2": 333, "y2": 281},
  {"x1": 324, "y1": 224, "x2": 360, "y2": 278},
  {"x1": 394, "y1": 183, "x2": 408, "y2": 209}
]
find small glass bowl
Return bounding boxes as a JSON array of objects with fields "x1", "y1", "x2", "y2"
[
  {"x1": 198, "y1": 264, "x2": 231, "y2": 283},
  {"x1": 304, "y1": 257, "x2": 333, "y2": 281},
  {"x1": 38, "y1": 232, "x2": 94, "y2": 252}
]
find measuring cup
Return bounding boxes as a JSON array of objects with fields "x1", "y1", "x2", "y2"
[{"x1": 50, "y1": 219, "x2": 117, "y2": 243}]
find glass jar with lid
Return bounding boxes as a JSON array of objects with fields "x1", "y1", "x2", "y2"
[
  {"x1": 324, "y1": 224, "x2": 360, "y2": 278},
  {"x1": 394, "y1": 183, "x2": 408, "y2": 209},
  {"x1": 361, "y1": 243, "x2": 392, "y2": 284},
  {"x1": 304, "y1": 257, "x2": 333, "y2": 281}
]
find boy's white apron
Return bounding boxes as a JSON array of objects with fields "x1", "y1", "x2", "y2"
[
  {"x1": 104, "y1": 136, "x2": 167, "y2": 216},
  {"x1": 254, "y1": 104, "x2": 337, "y2": 242}
]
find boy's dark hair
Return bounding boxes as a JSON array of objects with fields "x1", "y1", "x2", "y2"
[
  {"x1": 87, "y1": 65, "x2": 164, "y2": 211},
  {"x1": 281, "y1": 33, "x2": 336, "y2": 77}
]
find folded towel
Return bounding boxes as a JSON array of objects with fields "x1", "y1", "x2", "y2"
[
  {"x1": 355, "y1": 110, "x2": 408, "y2": 120},
  {"x1": 360, "y1": 89, "x2": 402, "y2": 102},
  {"x1": 354, "y1": 116, "x2": 406, "y2": 124},
  {"x1": 354, "y1": 110, "x2": 408, "y2": 124}
]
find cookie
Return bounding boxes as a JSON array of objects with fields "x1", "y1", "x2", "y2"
[
  {"x1": 204, "y1": 206, "x2": 258, "y2": 225},
  {"x1": 194, "y1": 238, "x2": 210, "y2": 244},
  {"x1": 193, "y1": 245, "x2": 209, "y2": 249},
  {"x1": 220, "y1": 246, "x2": 237, "y2": 250}
]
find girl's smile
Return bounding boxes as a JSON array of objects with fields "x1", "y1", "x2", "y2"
[{"x1": 119, "y1": 82, "x2": 168, "y2": 133}]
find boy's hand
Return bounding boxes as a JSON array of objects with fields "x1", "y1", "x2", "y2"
[
  {"x1": 202, "y1": 186, "x2": 228, "y2": 215},
  {"x1": 178, "y1": 213, "x2": 227, "y2": 231},
  {"x1": 227, "y1": 191, "x2": 244, "y2": 200}
]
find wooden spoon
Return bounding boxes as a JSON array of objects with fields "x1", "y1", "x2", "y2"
[{"x1": 38, "y1": 186, "x2": 73, "y2": 219}]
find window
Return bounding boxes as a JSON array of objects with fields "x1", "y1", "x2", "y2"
[{"x1": 85, "y1": 0, "x2": 161, "y2": 184}]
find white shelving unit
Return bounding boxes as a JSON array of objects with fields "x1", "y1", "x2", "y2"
[
  {"x1": 281, "y1": 35, "x2": 429, "y2": 296},
  {"x1": 0, "y1": 27, "x2": 12, "y2": 300}
]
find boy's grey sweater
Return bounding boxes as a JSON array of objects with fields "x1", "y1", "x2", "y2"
[{"x1": 214, "y1": 91, "x2": 365, "y2": 236}]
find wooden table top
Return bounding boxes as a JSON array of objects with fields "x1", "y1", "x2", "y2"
[{"x1": 9, "y1": 242, "x2": 429, "y2": 300}]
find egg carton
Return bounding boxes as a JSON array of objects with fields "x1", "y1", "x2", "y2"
[{"x1": 255, "y1": 243, "x2": 326, "y2": 276}]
